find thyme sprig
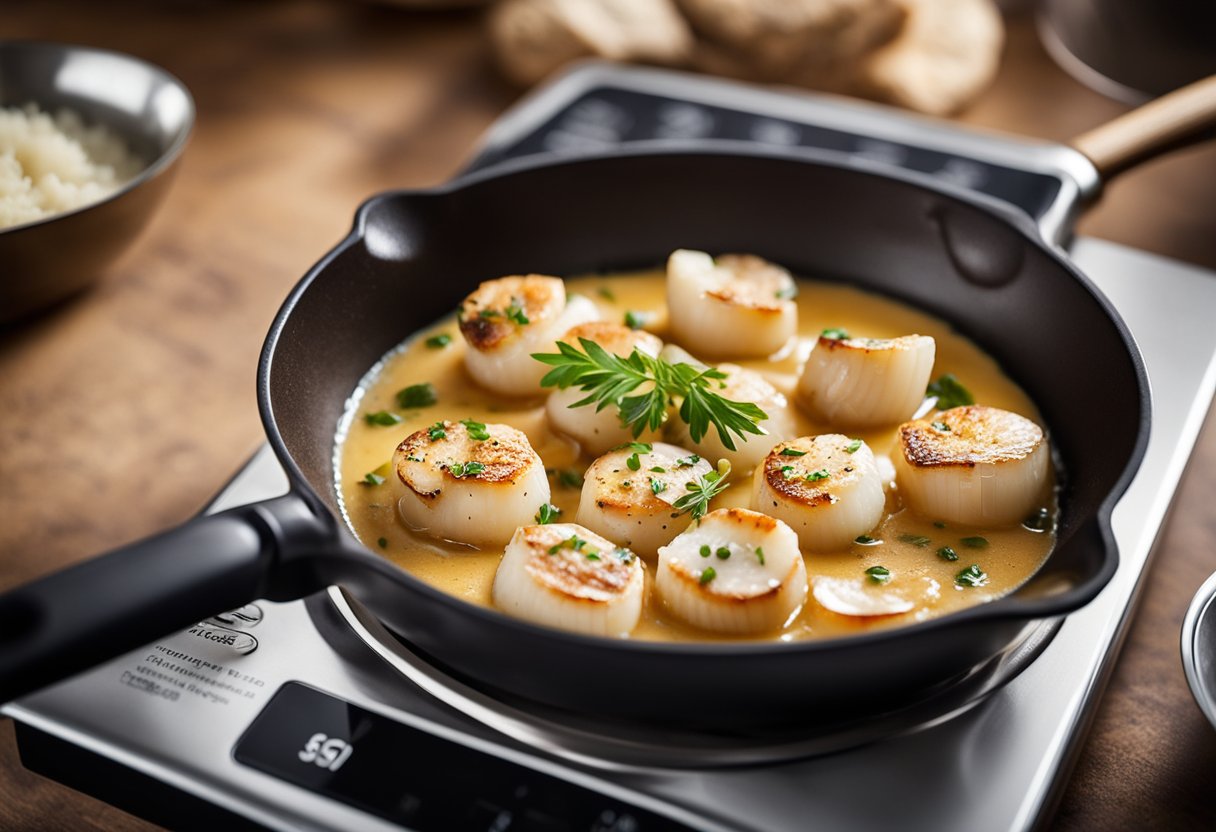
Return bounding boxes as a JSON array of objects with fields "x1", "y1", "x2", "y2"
[
  {"x1": 532, "y1": 339, "x2": 767, "y2": 451},
  {"x1": 672, "y1": 460, "x2": 733, "y2": 521}
]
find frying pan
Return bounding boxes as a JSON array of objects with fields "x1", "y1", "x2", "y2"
[{"x1": 2, "y1": 77, "x2": 1214, "y2": 732}]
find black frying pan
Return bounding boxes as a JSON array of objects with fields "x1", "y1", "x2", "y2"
[{"x1": 2, "y1": 79, "x2": 1213, "y2": 731}]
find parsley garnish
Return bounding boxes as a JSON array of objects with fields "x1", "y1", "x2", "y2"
[
  {"x1": 427, "y1": 421, "x2": 446, "y2": 441},
  {"x1": 365, "y1": 410, "x2": 403, "y2": 426},
  {"x1": 626, "y1": 453, "x2": 642, "y2": 471},
  {"x1": 931, "y1": 421, "x2": 951, "y2": 432},
  {"x1": 780, "y1": 465, "x2": 796, "y2": 479},
  {"x1": 362, "y1": 472, "x2": 386, "y2": 486},
  {"x1": 650, "y1": 479, "x2": 667, "y2": 495},
  {"x1": 532, "y1": 339, "x2": 767, "y2": 451},
  {"x1": 775, "y1": 285, "x2": 798, "y2": 300},
  {"x1": 855, "y1": 534, "x2": 877, "y2": 545},
  {"x1": 478, "y1": 309, "x2": 501, "y2": 319},
  {"x1": 397, "y1": 383, "x2": 438, "y2": 409},
  {"x1": 535, "y1": 503, "x2": 561, "y2": 524},
  {"x1": 961, "y1": 536, "x2": 989, "y2": 549},
  {"x1": 699, "y1": 545, "x2": 711, "y2": 558},
  {"x1": 926, "y1": 374, "x2": 974, "y2": 410},
  {"x1": 956, "y1": 564, "x2": 988, "y2": 587},
  {"x1": 649, "y1": 466, "x2": 667, "y2": 473},
  {"x1": 460, "y1": 418, "x2": 490, "y2": 441},
  {"x1": 672, "y1": 460, "x2": 732, "y2": 521},
  {"x1": 675, "y1": 454, "x2": 701, "y2": 467},
  {"x1": 425, "y1": 333, "x2": 452, "y2": 349},
  {"x1": 624, "y1": 310, "x2": 647, "y2": 330},
  {"x1": 614, "y1": 547, "x2": 637, "y2": 564},
  {"x1": 780, "y1": 448, "x2": 807, "y2": 457},
  {"x1": 898, "y1": 534, "x2": 932, "y2": 548},
  {"x1": 866, "y1": 565, "x2": 892, "y2": 584},
  {"x1": 715, "y1": 547, "x2": 731, "y2": 560},
  {"x1": 448, "y1": 461, "x2": 486, "y2": 479},
  {"x1": 805, "y1": 469, "x2": 830, "y2": 482},
  {"x1": 504, "y1": 298, "x2": 530, "y2": 326},
  {"x1": 755, "y1": 546, "x2": 765, "y2": 565},
  {"x1": 821, "y1": 327, "x2": 850, "y2": 340},
  {"x1": 938, "y1": 546, "x2": 959, "y2": 561},
  {"x1": 699, "y1": 567, "x2": 717, "y2": 585}
]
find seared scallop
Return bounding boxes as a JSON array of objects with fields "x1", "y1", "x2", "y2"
[
  {"x1": 393, "y1": 419, "x2": 550, "y2": 547},
  {"x1": 656, "y1": 508, "x2": 807, "y2": 635},
  {"x1": 666, "y1": 249, "x2": 797, "y2": 358},
  {"x1": 492, "y1": 523, "x2": 644, "y2": 637},
  {"x1": 797, "y1": 333, "x2": 935, "y2": 428},
  {"x1": 546, "y1": 322, "x2": 664, "y2": 455},
  {"x1": 752, "y1": 435, "x2": 886, "y2": 551},
  {"x1": 458, "y1": 275, "x2": 599, "y2": 397},
  {"x1": 811, "y1": 576, "x2": 914, "y2": 617},
  {"x1": 576, "y1": 442, "x2": 713, "y2": 558},
  {"x1": 662, "y1": 349, "x2": 794, "y2": 474},
  {"x1": 893, "y1": 405, "x2": 1049, "y2": 526}
]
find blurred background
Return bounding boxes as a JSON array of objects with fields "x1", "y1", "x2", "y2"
[{"x1": 2, "y1": 1, "x2": 1215, "y2": 830}]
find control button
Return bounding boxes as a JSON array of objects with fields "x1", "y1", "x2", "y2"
[
  {"x1": 854, "y1": 138, "x2": 908, "y2": 166},
  {"x1": 934, "y1": 158, "x2": 987, "y2": 189},
  {"x1": 751, "y1": 119, "x2": 800, "y2": 146},
  {"x1": 210, "y1": 603, "x2": 263, "y2": 628},
  {"x1": 186, "y1": 621, "x2": 258, "y2": 654},
  {"x1": 655, "y1": 104, "x2": 714, "y2": 139},
  {"x1": 543, "y1": 99, "x2": 632, "y2": 154}
]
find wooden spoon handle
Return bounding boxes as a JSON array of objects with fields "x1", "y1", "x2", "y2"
[{"x1": 1070, "y1": 76, "x2": 1216, "y2": 179}]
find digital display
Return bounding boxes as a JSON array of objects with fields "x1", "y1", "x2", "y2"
[{"x1": 234, "y1": 683, "x2": 695, "y2": 831}]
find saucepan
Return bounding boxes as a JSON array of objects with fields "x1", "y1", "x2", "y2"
[{"x1": 1, "y1": 77, "x2": 1213, "y2": 732}]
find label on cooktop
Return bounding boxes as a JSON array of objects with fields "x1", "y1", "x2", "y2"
[{"x1": 234, "y1": 683, "x2": 696, "y2": 831}]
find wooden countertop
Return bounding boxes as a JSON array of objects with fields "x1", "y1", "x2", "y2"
[{"x1": 2, "y1": 1, "x2": 1214, "y2": 829}]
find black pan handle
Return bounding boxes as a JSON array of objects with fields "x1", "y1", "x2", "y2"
[{"x1": 0, "y1": 493, "x2": 330, "y2": 704}]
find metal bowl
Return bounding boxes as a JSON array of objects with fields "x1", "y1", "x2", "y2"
[{"x1": 0, "y1": 40, "x2": 194, "y2": 323}]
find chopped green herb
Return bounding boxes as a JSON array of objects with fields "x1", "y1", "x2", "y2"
[
  {"x1": 855, "y1": 534, "x2": 877, "y2": 545},
  {"x1": 397, "y1": 383, "x2": 438, "y2": 409},
  {"x1": 377, "y1": 537, "x2": 388, "y2": 548},
  {"x1": 926, "y1": 374, "x2": 974, "y2": 410},
  {"x1": 937, "y1": 546, "x2": 959, "y2": 561},
  {"x1": 699, "y1": 567, "x2": 717, "y2": 585},
  {"x1": 898, "y1": 534, "x2": 932, "y2": 548},
  {"x1": 755, "y1": 546, "x2": 765, "y2": 565},
  {"x1": 866, "y1": 565, "x2": 892, "y2": 584},
  {"x1": 427, "y1": 421, "x2": 447, "y2": 441},
  {"x1": 460, "y1": 418, "x2": 490, "y2": 441},
  {"x1": 649, "y1": 466, "x2": 667, "y2": 473},
  {"x1": 780, "y1": 448, "x2": 807, "y2": 457},
  {"x1": 532, "y1": 339, "x2": 768, "y2": 451},
  {"x1": 597, "y1": 286, "x2": 616, "y2": 302},
  {"x1": 960, "y1": 536, "x2": 989, "y2": 549},
  {"x1": 675, "y1": 454, "x2": 701, "y2": 468},
  {"x1": 672, "y1": 459, "x2": 732, "y2": 521},
  {"x1": 362, "y1": 472, "x2": 386, "y2": 486},
  {"x1": 448, "y1": 461, "x2": 486, "y2": 479},
  {"x1": 405, "y1": 454, "x2": 423, "y2": 462},
  {"x1": 365, "y1": 410, "x2": 403, "y2": 427},
  {"x1": 955, "y1": 564, "x2": 988, "y2": 587},
  {"x1": 775, "y1": 285, "x2": 798, "y2": 300},
  {"x1": 845, "y1": 439, "x2": 863, "y2": 454},
  {"x1": 479, "y1": 309, "x2": 501, "y2": 319},
  {"x1": 650, "y1": 479, "x2": 667, "y2": 495},
  {"x1": 624, "y1": 310, "x2": 647, "y2": 330},
  {"x1": 780, "y1": 465, "x2": 796, "y2": 479},
  {"x1": 715, "y1": 547, "x2": 731, "y2": 560},
  {"x1": 700, "y1": 544, "x2": 712, "y2": 558},
  {"x1": 626, "y1": 453, "x2": 642, "y2": 471},
  {"x1": 548, "y1": 534, "x2": 589, "y2": 556},
  {"x1": 535, "y1": 503, "x2": 561, "y2": 524},
  {"x1": 613, "y1": 441, "x2": 654, "y2": 453},
  {"x1": 1023, "y1": 507, "x2": 1052, "y2": 532},
  {"x1": 931, "y1": 421, "x2": 951, "y2": 432},
  {"x1": 805, "y1": 468, "x2": 830, "y2": 482},
  {"x1": 555, "y1": 468, "x2": 583, "y2": 489},
  {"x1": 821, "y1": 327, "x2": 850, "y2": 340},
  {"x1": 614, "y1": 547, "x2": 636, "y2": 564},
  {"x1": 585, "y1": 552, "x2": 601, "y2": 561},
  {"x1": 505, "y1": 299, "x2": 530, "y2": 326},
  {"x1": 425, "y1": 333, "x2": 452, "y2": 349}
]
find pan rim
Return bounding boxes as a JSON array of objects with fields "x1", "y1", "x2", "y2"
[{"x1": 258, "y1": 143, "x2": 1151, "y2": 659}]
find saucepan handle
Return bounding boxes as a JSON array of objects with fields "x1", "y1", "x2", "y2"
[
  {"x1": 0, "y1": 493, "x2": 326, "y2": 704},
  {"x1": 1070, "y1": 75, "x2": 1216, "y2": 179}
]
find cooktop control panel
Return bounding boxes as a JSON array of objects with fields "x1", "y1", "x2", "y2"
[
  {"x1": 235, "y1": 683, "x2": 690, "y2": 831},
  {"x1": 466, "y1": 67, "x2": 1074, "y2": 230}
]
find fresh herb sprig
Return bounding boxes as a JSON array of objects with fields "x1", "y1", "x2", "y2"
[
  {"x1": 532, "y1": 339, "x2": 767, "y2": 451},
  {"x1": 672, "y1": 460, "x2": 732, "y2": 521}
]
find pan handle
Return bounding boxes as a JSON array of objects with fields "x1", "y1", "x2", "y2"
[
  {"x1": 0, "y1": 493, "x2": 328, "y2": 705},
  {"x1": 1070, "y1": 75, "x2": 1216, "y2": 179}
]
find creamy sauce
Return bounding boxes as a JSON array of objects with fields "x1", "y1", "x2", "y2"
[{"x1": 337, "y1": 270, "x2": 1056, "y2": 642}]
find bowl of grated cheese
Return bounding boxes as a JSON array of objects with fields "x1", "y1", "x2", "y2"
[{"x1": 0, "y1": 40, "x2": 194, "y2": 323}]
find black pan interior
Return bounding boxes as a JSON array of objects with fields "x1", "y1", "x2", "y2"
[{"x1": 260, "y1": 149, "x2": 1147, "y2": 725}]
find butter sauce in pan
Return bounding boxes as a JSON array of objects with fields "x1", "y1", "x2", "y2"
[{"x1": 337, "y1": 252, "x2": 1056, "y2": 643}]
